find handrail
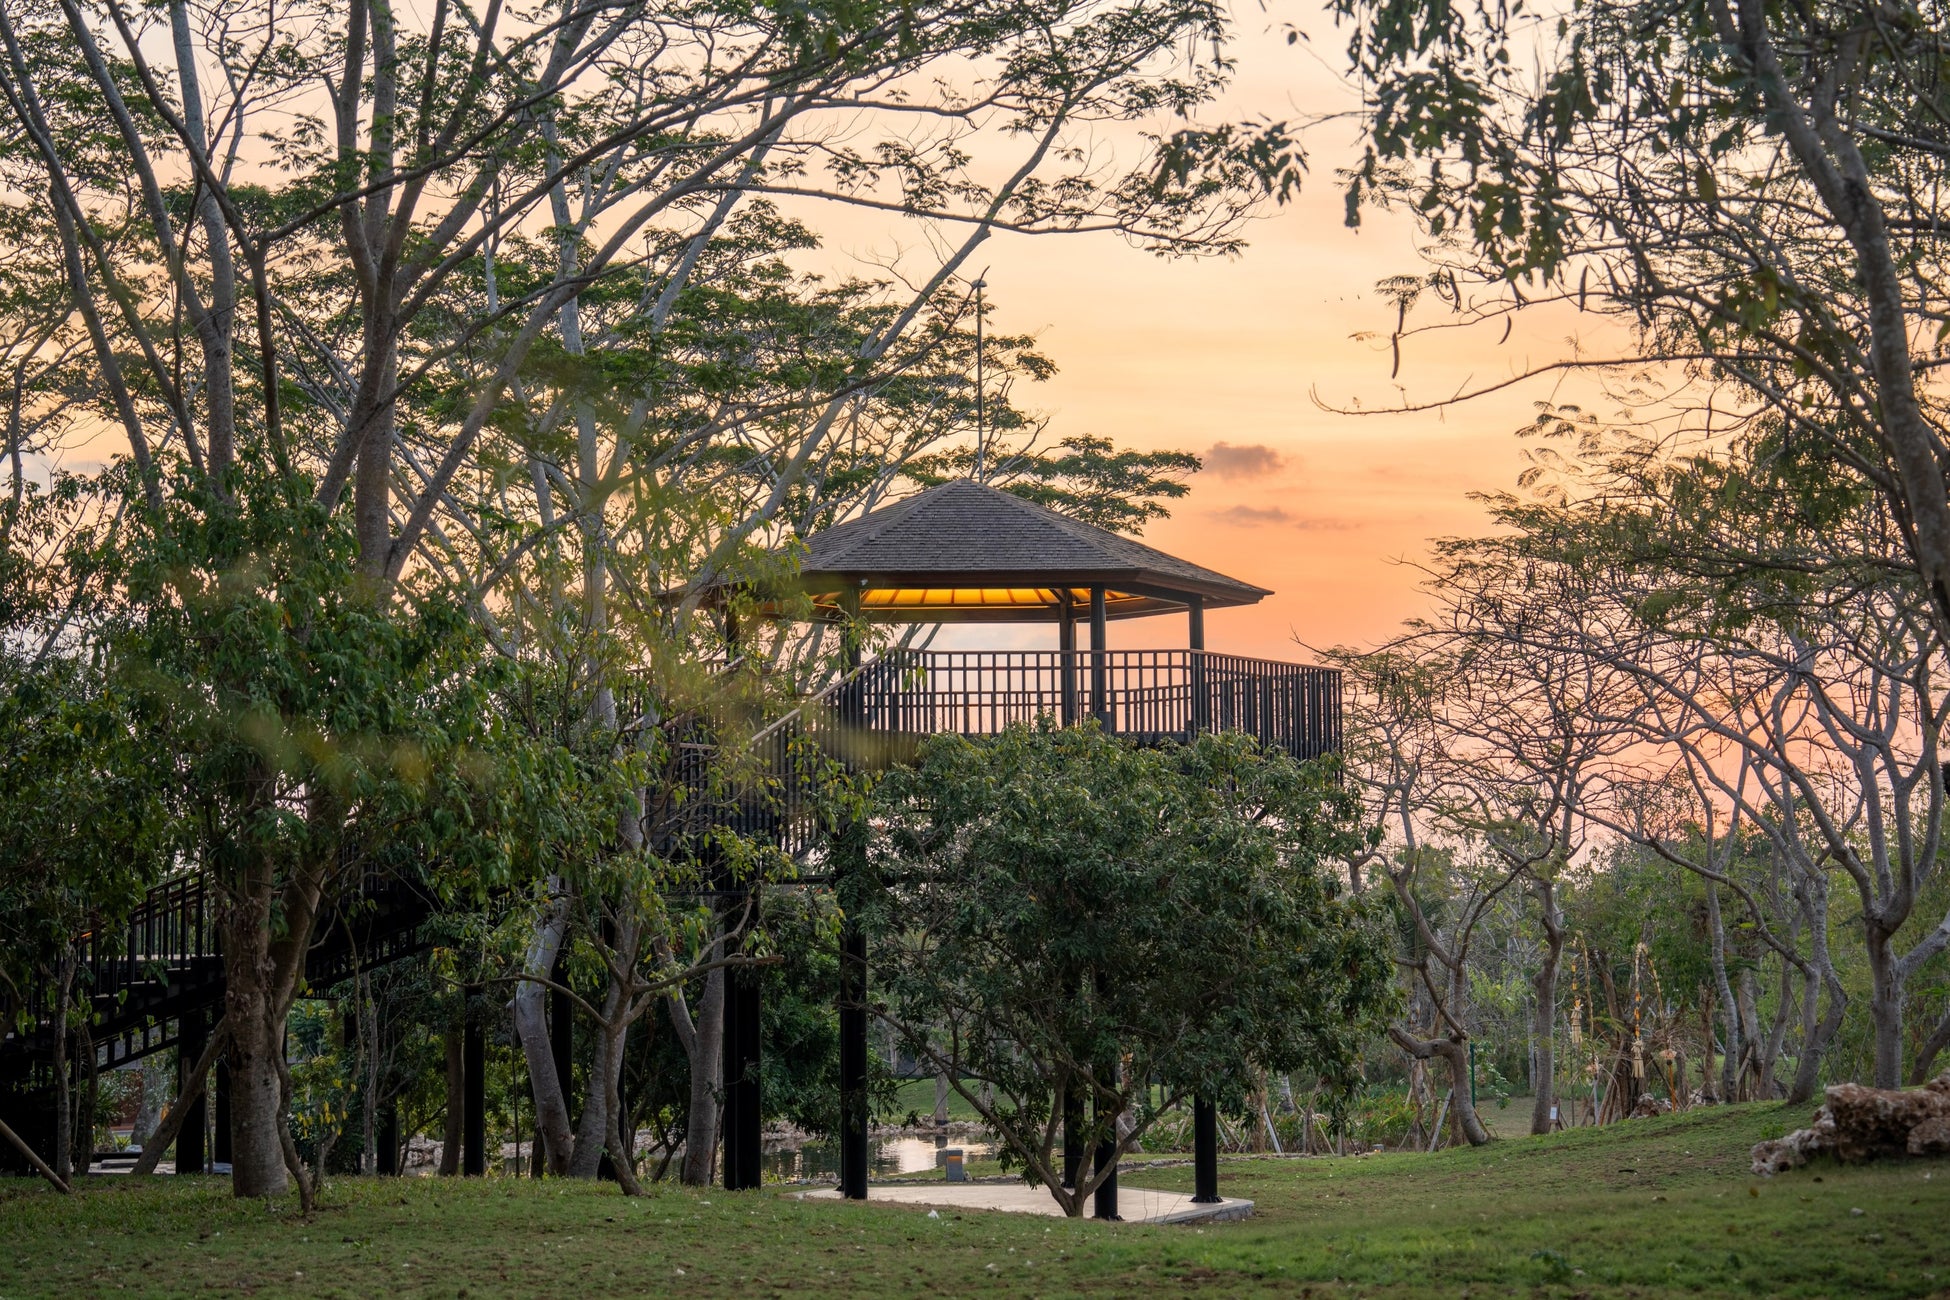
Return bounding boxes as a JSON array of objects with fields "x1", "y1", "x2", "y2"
[{"x1": 749, "y1": 656, "x2": 877, "y2": 747}]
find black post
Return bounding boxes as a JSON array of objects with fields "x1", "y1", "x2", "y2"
[
  {"x1": 837, "y1": 817, "x2": 872, "y2": 1201},
  {"x1": 212, "y1": 1058, "x2": 231, "y2": 1166},
  {"x1": 1089, "y1": 586, "x2": 1110, "y2": 730},
  {"x1": 1187, "y1": 594, "x2": 1206, "y2": 736},
  {"x1": 721, "y1": 924, "x2": 763, "y2": 1191},
  {"x1": 839, "y1": 919, "x2": 869, "y2": 1200},
  {"x1": 1058, "y1": 593, "x2": 1078, "y2": 727},
  {"x1": 463, "y1": 986, "x2": 485, "y2": 1176},
  {"x1": 378, "y1": 1102, "x2": 400, "y2": 1176},
  {"x1": 1193, "y1": 1096, "x2": 1220, "y2": 1203},
  {"x1": 1092, "y1": 1097, "x2": 1120, "y2": 1221},
  {"x1": 176, "y1": 1012, "x2": 207, "y2": 1174}
]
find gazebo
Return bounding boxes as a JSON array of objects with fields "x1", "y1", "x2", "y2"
[{"x1": 717, "y1": 479, "x2": 1343, "y2": 1213}]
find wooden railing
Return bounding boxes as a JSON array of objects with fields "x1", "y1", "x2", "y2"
[{"x1": 717, "y1": 648, "x2": 1342, "y2": 865}]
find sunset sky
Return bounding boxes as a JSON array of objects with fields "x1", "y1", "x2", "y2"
[{"x1": 898, "y1": 9, "x2": 1608, "y2": 664}]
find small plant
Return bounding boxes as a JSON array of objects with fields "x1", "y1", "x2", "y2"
[{"x1": 1529, "y1": 1249, "x2": 1574, "y2": 1284}]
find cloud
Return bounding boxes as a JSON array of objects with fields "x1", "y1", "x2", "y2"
[
  {"x1": 1202, "y1": 441, "x2": 1287, "y2": 479},
  {"x1": 1211, "y1": 504, "x2": 1296, "y2": 525},
  {"x1": 1209, "y1": 504, "x2": 1364, "y2": 531}
]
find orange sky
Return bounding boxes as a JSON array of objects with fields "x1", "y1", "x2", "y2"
[{"x1": 906, "y1": 8, "x2": 1599, "y2": 663}]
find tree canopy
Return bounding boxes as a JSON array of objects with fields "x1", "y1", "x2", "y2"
[{"x1": 861, "y1": 724, "x2": 1397, "y2": 1215}]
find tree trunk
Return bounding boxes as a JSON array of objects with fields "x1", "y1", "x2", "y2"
[
  {"x1": 352, "y1": 347, "x2": 396, "y2": 577},
  {"x1": 1735, "y1": 966, "x2": 1765, "y2": 1095},
  {"x1": 1389, "y1": 1029, "x2": 1490, "y2": 1146},
  {"x1": 1865, "y1": 926, "x2": 1905, "y2": 1089},
  {"x1": 678, "y1": 966, "x2": 725, "y2": 1186},
  {"x1": 1529, "y1": 878, "x2": 1563, "y2": 1136},
  {"x1": 1786, "y1": 880, "x2": 1845, "y2": 1104},
  {"x1": 1705, "y1": 886, "x2": 1740, "y2": 1100},
  {"x1": 933, "y1": 1072, "x2": 950, "y2": 1126},
  {"x1": 1757, "y1": 954, "x2": 1795, "y2": 1099},
  {"x1": 76, "y1": 1025, "x2": 98, "y2": 1176},
  {"x1": 567, "y1": 991, "x2": 627, "y2": 1180},
  {"x1": 1909, "y1": 1002, "x2": 1950, "y2": 1085},
  {"x1": 514, "y1": 896, "x2": 574, "y2": 1175},
  {"x1": 51, "y1": 951, "x2": 73, "y2": 1183},
  {"x1": 1696, "y1": 989, "x2": 1720, "y2": 1103},
  {"x1": 222, "y1": 976, "x2": 289, "y2": 1197}
]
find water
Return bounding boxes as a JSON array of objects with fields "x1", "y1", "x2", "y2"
[{"x1": 764, "y1": 1133, "x2": 994, "y2": 1182}]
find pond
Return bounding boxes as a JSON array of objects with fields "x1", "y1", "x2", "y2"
[{"x1": 764, "y1": 1133, "x2": 994, "y2": 1182}]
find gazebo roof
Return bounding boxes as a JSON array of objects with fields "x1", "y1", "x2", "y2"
[{"x1": 797, "y1": 479, "x2": 1271, "y2": 622}]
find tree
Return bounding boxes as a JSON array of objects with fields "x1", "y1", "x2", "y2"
[
  {"x1": 0, "y1": 476, "x2": 168, "y2": 1185},
  {"x1": 1318, "y1": 0, "x2": 1950, "y2": 647},
  {"x1": 94, "y1": 473, "x2": 609, "y2": 1196},
  {"x1": 1442, "y1": 419, "x2": 1950, "y2": 1090},
  {"x1": 862, "y1": 724, "x2": 1396, "y2": 1215}
]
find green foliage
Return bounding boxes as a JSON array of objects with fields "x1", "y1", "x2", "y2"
[
  {"x1": 757, "y1": 887, "x2": 900, "y2": 1137},
  {"x1": 863, "y1": 724, "x2": 1398, "y2": 1191},
  {"x1": 0, "y1": 479, "x2": 170, "y2": 1024},
  {"x1": 90, "y1": 465, "x2": 608, "y2": 921}
]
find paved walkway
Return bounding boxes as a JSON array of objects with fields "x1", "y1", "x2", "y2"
[{"x1": 797, "y1": 1182, "x2": 1252, "y2": 1225}]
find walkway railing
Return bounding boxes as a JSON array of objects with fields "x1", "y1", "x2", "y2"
[{"x1": 721, "y1": 648, "x2": 1342, "y2": 864}]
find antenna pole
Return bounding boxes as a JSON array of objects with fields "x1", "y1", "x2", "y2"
[{"x1": 972, "y1": 276, "x2": 987, "y2": 479}]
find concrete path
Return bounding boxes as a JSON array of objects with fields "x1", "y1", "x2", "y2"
[{"x1": 797, "y1": 1182, "x2": 1252, "y2": 1225}]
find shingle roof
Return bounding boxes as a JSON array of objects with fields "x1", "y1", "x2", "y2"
[{"x1": 797, "y1": 479, "x2": 1270, "y2": 621}]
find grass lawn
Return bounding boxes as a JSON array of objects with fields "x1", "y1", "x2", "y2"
[
  {"x1": 1, "y1": 1103, "x2": 1943, "y2": 1298},
  {"x1": 890, "y1": 1076, "x2": 987, "y2": 1125}
]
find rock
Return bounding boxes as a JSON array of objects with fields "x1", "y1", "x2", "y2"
[
  {"x1": 1907, "y1": 1116, "x2": 1950, "y2": 1158},
  {"x1": 1631, "y1": 1095, "x2": 1672, "y2": 1119},
  {"x1": 1752, "y1": 1072, "x2": 1950, "y2": 1175}
]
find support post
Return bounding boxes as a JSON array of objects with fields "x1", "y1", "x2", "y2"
[
  {"x1": 176, "y1": 1012, "x2": 207, "y2": 1175},
  {"x1": 837, "y1": 818, "x2": 873, "y2": 1200},
  {"x1": 1092, "y1": 1096, "x2": 1120, "y2": 1221},
  {"x1": 378, "y1": 1102, "x2": 399, "y2": 1176},
  {"x1": 1187, "y1": 595, "x2": 1206, "y2": 736},
  {"x1": 1058, "y1": 592, "x2": 1078, "y2": 727},
  {"x1": 721, "y1": 923, "x2": 763, "y2": 1191},
  {"x1": 1089, "y1": 586, "x2": 1110, "y2": 730},
  {"x1": 463, "y1": 987, "x2": 485, "y2": 1176},
  {"x1": 1192, "y1": 1096, "x2": 1220, "y2": 1203},
  {"x1": 839, "y1": 920, "x2": 869, "y2": 1200}
]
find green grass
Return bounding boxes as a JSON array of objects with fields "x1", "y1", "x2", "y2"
[
  {"x1": 1, "y1": 1103, "x2": 1944, "y2": 1297},
  {"x1": 890, "y1": 1076, "x2": 987, "y2": 1124}
]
